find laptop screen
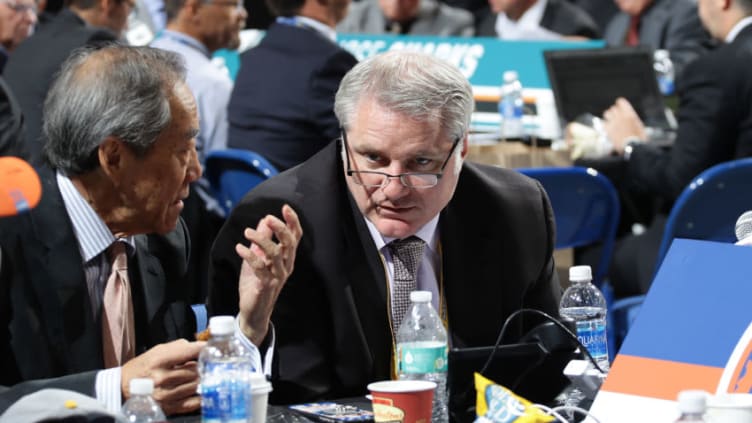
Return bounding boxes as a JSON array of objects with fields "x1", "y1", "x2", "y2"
[{"x1": 544, "y1": 46, "x2": 673, "y2": 130}]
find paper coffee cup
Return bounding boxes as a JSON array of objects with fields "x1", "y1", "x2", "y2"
[
  {"x1": 368, "y1": 380, "x2": 436, "y2": 423},
  {"x1": 250, "y1": 373, "x2": 272, "y2": 423},
  {"x1": 707, "y1": 393, "x2": 752, "y2": 423}
]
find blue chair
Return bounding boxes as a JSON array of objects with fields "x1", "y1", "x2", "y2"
[
  {"x1": 204, "y1": 149, "x2": 279, "y2": 216},
  {"x1": 518, "y1": 166, "x2": 620, "y2": 287},
  {"x1": 611, "y1": 157, "x2": 752, "y2": 353}
]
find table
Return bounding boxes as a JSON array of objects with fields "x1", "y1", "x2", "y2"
[{"x1": 466, "y1": 140, "x2": 572, "y2": 169}]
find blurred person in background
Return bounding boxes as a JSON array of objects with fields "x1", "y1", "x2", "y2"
[
  {"x1": 0, "y1": 0, "x2": 37, "y2": 72},
  {"x1": 603, "y1": 0, "x2": 712, "y2": 82},
  {"x1": 3, "y1": 0, "x2": 131, "y2": 163},
  {"x1": 475, "y1": 0, "x2": 599, "y2": 40},
  {"x1": 227, "y1": 0, "x2": 357, "y2": 171},
  {"x1": 581, "y1": 0, "x2": 752, "y2": 298},
  {"x1": 337, "y1": 0, "x2": 474, "y2": 36}
]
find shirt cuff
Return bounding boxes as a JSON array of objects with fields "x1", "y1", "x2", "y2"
[
  {"x1": 95, "y1": 367, "x2": 122, "y2": 414},
  {"x1": 234, "y1": 315, "x2": 275, "y2": 377}
]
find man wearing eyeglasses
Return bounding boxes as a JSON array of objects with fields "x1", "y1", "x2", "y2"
[{"x1": 209, "y1": 50, "x2": 561, "y2": 404}]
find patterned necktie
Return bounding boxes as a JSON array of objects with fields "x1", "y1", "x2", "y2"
[
  {"x1": 388, "y1": 236, "x2": 426, "y2": 334},
  {"x1": 101, "y1": 242, "x2": 136, "y2": 368}
]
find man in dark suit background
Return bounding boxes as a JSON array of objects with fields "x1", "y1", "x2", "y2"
[
  {"x1": 210, "y1": 50, "x2": 561, "y2": 405},
  {"x1": 3, "y1": 0, "x2": 129, "y2": 164},
  {"x1": 0, "y1": 45, "x2": 302, "y2": 415},
  {"x1": 588, "y1": 0, "x2": 752, "y2": 298},
  {"x1": 226, "y1": 0, "x2": 357, "y2": 171},
  {"x1": 475, "y1": 0, "x2": 599, "y2": 39},
  {"x1": 603, "y1": 0, "x2": 711, "y2": 82}
]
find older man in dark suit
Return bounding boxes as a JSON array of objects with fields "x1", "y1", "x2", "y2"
[
  {"x1": 475, "y1": 0, "x2": 599, "y2": 39},
  {"x1": 0, "y1": 45, "x2": 302, "y2": 415},
  {"x1": 210, "y1": 51, "x2": 561, "y2": 406}
]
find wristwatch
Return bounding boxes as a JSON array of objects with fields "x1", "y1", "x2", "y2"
[{"x1": 622, "y1": 137, "x2": 642, "y2": 160}]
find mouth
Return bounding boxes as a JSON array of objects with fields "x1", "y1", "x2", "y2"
[{"x1": 376, "y1": 204, "x2": 414, "y2": 216}]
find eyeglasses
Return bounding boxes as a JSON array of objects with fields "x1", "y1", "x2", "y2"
[
  {"x1": 208, "y1": 0, "x2": 245, "y2": 11},
  {"x1": 342, "y1": 130, "x2": 461, "y2": 189}
]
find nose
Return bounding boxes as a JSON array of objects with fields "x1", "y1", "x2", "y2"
[
  {"x1": 379, "y1": 174, "x2": 410, "y2": 201},
  {"x1": 187, "y1": 148, "x2": 202, "y2": 182}
]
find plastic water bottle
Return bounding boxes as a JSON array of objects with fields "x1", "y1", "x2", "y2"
[
  {"x1": 199, "y1": 316, "x2": 253, "y2": 423},
  {"x1": 498, "y1": 70, "x2": 524, "y2": 140},
  {"x1": 121, "y1": 378, "x2": 166, "y2": 422},
  {"x1": 654, "y1": 49, "x2": 675, "y2": 96},
  {"x1": 559, "y1": 265, "x2": 610, "y2": 373},
  {"x1": 397, "y1": 291, "x2": 448, "y2": 423},
  {"x1": 674, "y1": 390, "x2": 708, "y2": 422}
]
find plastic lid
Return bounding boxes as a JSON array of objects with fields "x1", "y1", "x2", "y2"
[
  {"x1": 654, "y1": 49, "x2": 670, "y2": 61},
  {"x1": 503, "y1": 70, "x2": 518, "y2": 83},
  {"x1": 410, "y1": 291, "x2": 432, "y2": 303},
  {"x1": 677, "y1": 390, "x2": 707, "y2": 414},
  {"x1": 129, "y1": 378, "x2": 154, "y2": 396},
  {"x1": 569, "y1": 265, "x2": 592, "y2": 282},
  {"x1": 209, "y1": 315, "x2": 235, "y2": 336},
  {"x1": 250, "y1": 373, "x2": 273, "y2": 394}
]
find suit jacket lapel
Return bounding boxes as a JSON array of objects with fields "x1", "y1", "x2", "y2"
[{"x1": 26, "y1": 168, "x2": 102, "y2": 373}]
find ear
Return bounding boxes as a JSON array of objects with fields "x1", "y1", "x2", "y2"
[
  {"x1": 459, "y1": 134, "x2": 469, "y2": 159},
  {"x1": 97, "y1": 137, "x2": 127, "y2": 180}
]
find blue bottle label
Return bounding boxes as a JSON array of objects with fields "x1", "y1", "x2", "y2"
[
  {"x1": 200, "y1": 363, "x2": 252, "y2": 423},
  {"x1": 398, "y1": 342, "x2": 448, "y2": 374},
  {"x1": 575, "y1": 320, "x2": 608, "y2": 359}
]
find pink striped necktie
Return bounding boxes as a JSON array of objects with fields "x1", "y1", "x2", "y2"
[{"x1": 101, "y1": 241, "x2": 136, "y2": 368}]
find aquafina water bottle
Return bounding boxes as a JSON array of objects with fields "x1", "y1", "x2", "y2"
[
  {"x1": 559, "y1": 265, "x2": 609, "y2": 372},
  {"x1": 199, "y1": 316, "x2": 253, "y2": 423}
]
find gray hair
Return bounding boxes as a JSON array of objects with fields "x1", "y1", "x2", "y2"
[
  {"x1": 334, "y1": 51, "x2": 473, "y2": 143},
  {"x1": 43, "y1": 44, "x2": 187, "y2": 175}
]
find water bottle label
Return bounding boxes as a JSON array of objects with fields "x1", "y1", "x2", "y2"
[
  {"x1": 575, "y1": 320, "x2": 608, "y2": 359},
  {"x1": 658, "y1": 77, "x2": 675, "y2": 96},
  {"x1": 499, "y1": 100, "x2": 523, "y2": 120},
  {"x1": 201, "y1": 363, "x2": 252, "y2": 423},
  {"x1": 398, "y1": 344, "x2": 448, "y2": 374}
]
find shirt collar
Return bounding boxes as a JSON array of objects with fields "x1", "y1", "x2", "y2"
[
  {"x1": 56, "y1": 171, "x2": 135, "y2": 262},
  {"x1": 725, "y1": 16, "x2": 752, "y2": 43},
  {"x1": 364, "y1": 213, "x2": 440, "y2": 254},
  {"x1": 277, "y1": 15, "x2": 338, "y2": 42},
  {"x1": 495, "y1": 0, "x2": 548, "y2": 39},
  {"x1": 159, "y1": 29, "x2": 211, "y2": 58}
]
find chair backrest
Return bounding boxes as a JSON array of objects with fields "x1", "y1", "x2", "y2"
[
  {"x1": 656, "y1": 157, "x2": 752, "y2": 270},
  {"x1": 518, "y1": 166, "x2": 620, "y2": 286},
  {"x1": 204, "y1": 149, "x2": 279, "y2": 215}
]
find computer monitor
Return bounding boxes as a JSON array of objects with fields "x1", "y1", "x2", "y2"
[{"x1": 544, "y1": 46, "x2": 674, "y2": 131}]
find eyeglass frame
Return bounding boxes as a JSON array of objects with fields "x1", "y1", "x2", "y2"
[{"x1": 342, "y1": 129, "x2": 462, "y2": 189}]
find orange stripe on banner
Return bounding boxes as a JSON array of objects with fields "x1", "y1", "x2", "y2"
[{"x1": 602, "y1": 355, "x2": 723, "y2": 401}]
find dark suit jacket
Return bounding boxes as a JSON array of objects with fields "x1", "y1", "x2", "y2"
[
  {"x1": 0, "y1": 167, "x2": 196, "y2": 412},
  {"x1": 476, "y1": 0, "x2": 599, "y2": 39},
  {"x1": 227, "y1": 22, "x2": 357, "y2": 171},
  {"x1": 209, "y1": 141, "x2": 561, "y2": 404},
  {"x1": 0, "y1": 77, "x2": 27, "y2": 159},
  {"x1": 603, "y1": 0, "x2": 711, "y2": 80},
  {"x1": 3, "y1": 9, "x2": 117, "y2": 164}
]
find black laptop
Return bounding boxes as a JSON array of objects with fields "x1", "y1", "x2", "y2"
[{"x1": 543, "y1": 46, "x2": 676, "y2": 132}]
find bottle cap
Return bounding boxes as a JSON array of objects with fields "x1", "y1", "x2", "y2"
[
  {"x1": 677, "y1": 390, "x2": 707, "y2": 414},
  {"x1": 503, "y1": 70, "x2": 518, "y2": 83},
  {"x1": 410, "y1": 291, "x2": 432, "y2": 303},
  {"x1": 569, "y1": 265, "x2": 592, "y2": 282},
  {"x1": 209, "y1": 315, "x2": 235, "y2": 336},
  {"x1": 129, "y1": 378, "x2": 155, "y2": 396}
]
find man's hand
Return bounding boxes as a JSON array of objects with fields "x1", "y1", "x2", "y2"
[
  {"x1": 236, "y1": 204, "x2": 302, "y2": 346},
  {"x1": 603, "y1": 97, "x2": 648, "y2": 154},
  {"x1": 121, "y1": 339, "x2": 205, "y2": 415}
]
